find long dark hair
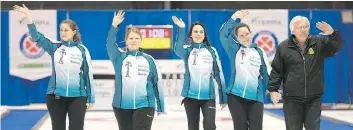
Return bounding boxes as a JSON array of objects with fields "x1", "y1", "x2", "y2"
[{"x1": 187, "y1": 21, "x2": 211, "y2": 48}]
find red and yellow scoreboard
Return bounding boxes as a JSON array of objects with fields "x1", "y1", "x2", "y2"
[{"x1": 126, "y1": 25, "x2": 173, "y2": 50}]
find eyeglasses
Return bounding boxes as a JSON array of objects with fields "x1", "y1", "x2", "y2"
[{"x1": 295, "y1": 25, "x2": 310, "y2": 30}]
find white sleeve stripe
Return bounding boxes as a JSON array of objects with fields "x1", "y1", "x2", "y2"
[
  {"x1": 44, "y1": 35, "x2": 61, "y2": 44},
  {"x1": 81, "y1": 45, "x2": 94, "y2": 93},
  {"x1": 115, "y1": 43, "x2": 124, "y2": 52},
  {"x1": 211, "y1": 47, "x2": 226, "y2": 89},
  {"x1": 183, "y1": 45, "x2": 191, "y2": 49},
  {"x1": 259, "y1": 48, "x2": 272, "y2": 75}
]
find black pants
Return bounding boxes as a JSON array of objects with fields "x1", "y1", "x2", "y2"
[
  {"x1": 283, "y1": 95, "x2": 322, "y2": 130},
  {"x1": 183, "y1": 97, "x2": 216, "y2": 130},
  {"x1": 113, "y1": 107, "x2": 155, "y2": 130},
  {"x1": 46, "y1": 94, "x2": 87, "y2": 130},
  {"x1": 227, "y1": 94, "x2": 264, "y2": 130}
]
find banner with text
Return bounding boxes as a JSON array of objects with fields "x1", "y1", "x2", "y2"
[
  {"x1": 242, "y1": 9, "x2": 288, "y2": 63},
  {"x1": 9, "y1": 10, "x2": 57, "y2": 81}
]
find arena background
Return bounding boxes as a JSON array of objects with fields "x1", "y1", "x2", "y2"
[{"x1": 1, "y1": 1, "x2": 353, "y2": 130}]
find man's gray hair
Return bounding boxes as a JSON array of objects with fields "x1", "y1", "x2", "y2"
[{"x1": 290, "y1": 16, "x2": 310, "y2": 34}]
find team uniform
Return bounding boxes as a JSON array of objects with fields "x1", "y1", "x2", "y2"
[{"x1": 106, "y1": 26, "x2": 165, "y2": 130}]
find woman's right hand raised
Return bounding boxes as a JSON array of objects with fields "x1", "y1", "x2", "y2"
[
  {"x1": 231, "y1": 10, "x2": 249, "y2": 21},
  {"x1": 13, "y1": 4, "x2": 30, "y2": 16},
  {"x1": 172, "y1": 16, "x2": 185, "y2": 28},
  {"x1": 13, "y1": 4, "x2": 33, "y2": 24},
  {"x1": 112, "y1": 10, "x2": 125, "y2": 28}
]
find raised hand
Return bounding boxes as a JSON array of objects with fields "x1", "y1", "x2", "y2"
[
  {"x1": 316, "y1": 21, "x2": 334, "y2": 35},
  {"x1": 13, "y1": 4, "x2": 33, "y2": 24},
  {"x1": 231, "y1": 10, "x2": 249, "y2": 20},
  {"x1": 13, "y1": 4, "x2": 30, "y2": 16},
  {"x1": 172, "y1": 16, "x2": 185, "y2": 28},
  {"x1": 112, "y1": 10, "x2": 125, "y2": 28}
]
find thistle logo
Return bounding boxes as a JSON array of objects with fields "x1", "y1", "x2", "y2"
[
  {"x1": 253, "y1": 30, "x2": 278, "y2": 57},
  {"x1": 125, "y1": 61, "x2": 132, "y2": 78},
  {"x1": 58, "y1": 48, "x2": 66, "y2": 64},
  {"x1": 19, "y1": 33, "x2": 45, "y2": 59},
  {"x1": 191, "y1": 51, "x2": 198, "y2": 65}
]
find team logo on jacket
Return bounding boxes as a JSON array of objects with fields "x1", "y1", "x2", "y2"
[
  {"x1": 19, "y1": 33, "x2": 45, "y2": 59},
  {"x1": 253, "y1": 30, "x2": 278, "y2": 56}
]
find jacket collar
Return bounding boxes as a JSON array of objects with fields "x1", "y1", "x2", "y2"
[
  {"x1": 126, "y1": 48, "x2": 144, "y2": 56},
  {"x1": 287, "y1": 35, "x2": 316, "y2": 48},
  {"x1": 234, "y1": 40, "x2": 258, "y2": 48},
  {"x1": 191, "y1": 42, "x2": 207, "y2": 49},
  {"x1": 62, "y1": 41, "x2": 79, "y2": 47}
]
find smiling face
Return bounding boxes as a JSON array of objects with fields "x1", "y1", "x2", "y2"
[
  {"x1": 190, "y1": 25, "x2": 205, "y2": 43},
  {"x1": 60, "y1": 23, "x2": 76, "y2": 41},
  {"x1": 125, "y1": 28, "x2": 142, "y2": 51},
  {"x1": 234, "y1": 23, "x2": 252, "y2": 46},
  {"x1": 290, "y1": 16, "x2": 310, "y2": 42},
  {"x1": 292, "y1": 20, "x2": 310, "y2": 41},
  {"x1": 187, "y1": 22, "x2": 212, "y2": 47},
  {"x1": 236, "y1": 26, "x2": 252, "y2": 45}
]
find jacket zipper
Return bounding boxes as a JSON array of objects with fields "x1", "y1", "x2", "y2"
[
  {"x1": 294, "y1": 41, "x2": 307, "y2": 98},
  {"x1": 197, "y1": 44, "x2": 202, "y2": 99},
  {"x1": 303, "y1": 56, "x2": 306, "y2": 98},
  {"x1": 133, "y1": 52, "x2": 137, "y2": 109},
  {"x1": 66, "y1": 41, "x2": 71, "y2": 96}
]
